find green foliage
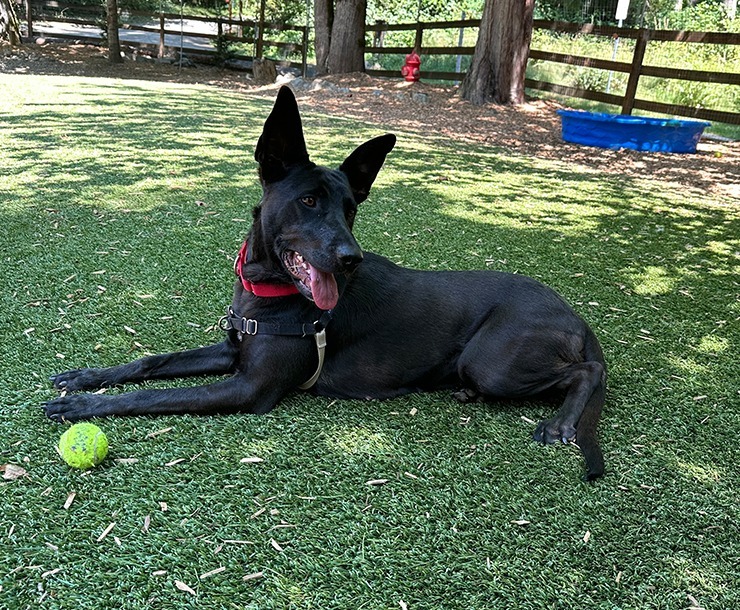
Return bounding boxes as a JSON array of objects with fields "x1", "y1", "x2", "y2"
[
  {"x1": 535, "y1": 0, "x2": 739, "y2": 27},
  {"x1": 526, "y1": 26, "x2": 740, "y2": 119},
  {"x1": 213, "y1": 30, "x2": 238, "y2": 63},
  {"x1": 642, "y1": 0, "x2": 737, "y2": 30},
  {"x1": 535, "y1": 0, "x2": 617, "y2": 23},
  {"x1": 1, "y1": 72, "x2": 738, "y2": 610},
  {"x1": 368, "y1": 0, "x2": 483, "y2": 24}
]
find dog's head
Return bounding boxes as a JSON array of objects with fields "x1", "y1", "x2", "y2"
[{"x1": 254, "y1": 86, "x2": 395, "y2": 310}]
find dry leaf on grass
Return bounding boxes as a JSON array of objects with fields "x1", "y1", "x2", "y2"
[
  {"x1": 174, "y1": 580, "x2": 197, "y2": 595},
  {"x1": 145, "y1": 427, "x2": 173, "y2": 439},
  {"x1": 199, "y1": 566, "x2": 226, "y2": 580},
  {"x1": 1, "y1": 464, "x2": 28, "y2": 481},
  {"x1": 96, "y1": 522, "x2": 115, "y2": 542},
  {"x1": 240, "y1": 456, "x2": 264, "y2": 464},
  {"x1": 243, "y1": 571, "x2": 263, "y2": 581}
]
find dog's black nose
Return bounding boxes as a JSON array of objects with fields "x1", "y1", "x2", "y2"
[{"x1": 337, "y1": 249, "x2": 363, "y2": 273}]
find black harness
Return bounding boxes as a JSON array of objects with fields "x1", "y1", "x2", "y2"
[
  {"x1": 219, "y1": 306, "x2": 333, "y2": 340},
  {"x1": 218, "y1": 306, "x2": 333, "y2": 390}
]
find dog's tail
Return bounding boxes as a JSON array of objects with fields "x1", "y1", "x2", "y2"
[{"x1": 577, "y1": 329, "x2": 606, "y2": 481}]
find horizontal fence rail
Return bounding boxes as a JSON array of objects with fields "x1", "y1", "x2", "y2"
[
  {"x1": 24, "y1": 0, "x2": 308, "y2": 72},
  {"x1": 365, "y1": 18, "x2": 740, "y2": 125}
]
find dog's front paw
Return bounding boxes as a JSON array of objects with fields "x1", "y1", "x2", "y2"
[
  {"x1": 533, "y1": 418, "x2": 577, "y2": 445},
  {"x1": 51, "y1": 368, "x2": 107, "y2": 393},
  {"x1": 44, "y1": 394, "x2": 109, "y2": 422},
  {"x1": 451, "y1": 388, "x2": 483, "y2": 403}
]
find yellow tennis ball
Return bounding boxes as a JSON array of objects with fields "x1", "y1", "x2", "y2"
[{"x1": 58, "y1": 423, "x2": 109, "y2": 469}]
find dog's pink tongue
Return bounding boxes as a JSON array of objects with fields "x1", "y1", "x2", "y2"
[{"x1": 310, "y1": 267, "x2": 339, "y2": 310}]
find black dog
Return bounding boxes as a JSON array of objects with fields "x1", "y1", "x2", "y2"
[{"x1": 47, "y1": 86, "x2": 606, "y2": 480}]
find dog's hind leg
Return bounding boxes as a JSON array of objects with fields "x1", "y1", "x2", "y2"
[
  {"x1": 51, "y1": 341, "x2": 239, "y2": 393},
  {"x1": 458, "y1": 321, "x2": 606, "y2": 480},
  {"x1": 532, "y1": 361, "x2": 604, "y2": 444},
  {"x1": 532, "y1": 360, "x2": 606, "y2": 480}
]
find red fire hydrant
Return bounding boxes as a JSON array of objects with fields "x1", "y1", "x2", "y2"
[{"x1": 401, "y1": 51, "x2": 421, "y2": 82}]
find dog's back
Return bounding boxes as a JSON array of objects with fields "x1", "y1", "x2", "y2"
[{"x1": 320, "y1": 252, "x2": 598, "y2": 402}]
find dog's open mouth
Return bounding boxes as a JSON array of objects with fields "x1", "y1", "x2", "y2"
[{"x1": 283, "y1": 250, "x2": 339, "y2": 311}]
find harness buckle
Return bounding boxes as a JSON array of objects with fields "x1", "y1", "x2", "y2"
[{"x1": 242, "y1": 318, "x2": 259, "y2": 336}]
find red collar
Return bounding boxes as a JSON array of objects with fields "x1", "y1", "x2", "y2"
[{"x1": 235, "y1": 241, "x2": 300, "y2": 298}]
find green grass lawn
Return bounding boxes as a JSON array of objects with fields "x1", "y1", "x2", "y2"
[{"x1": 1, "y1": 73, "x2": 738, "y2": 610}]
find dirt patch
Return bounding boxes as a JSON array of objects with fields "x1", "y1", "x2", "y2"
[{"x1": 2, "y1": 42, "x2": 738, "y2": 202}]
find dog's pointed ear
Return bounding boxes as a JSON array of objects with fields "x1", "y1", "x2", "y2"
[
  {"x1": 255, "y1": 86, "x2": 310, "y2": 183},
  {"x1": 339, "y1": 134, "x2": 396, "y2": 204}
]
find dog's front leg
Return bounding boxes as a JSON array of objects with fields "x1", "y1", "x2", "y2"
[
  {"x1": 44, "y1": 372, "x2": 284, "y2": 421},
  {"x1": 51, "y1": 341, "x2": 239, "y2": 392}
]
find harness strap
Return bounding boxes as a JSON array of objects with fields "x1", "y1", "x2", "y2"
[
  {"x1": 297, "y1": 330, "x2": 327, "y2": 390},
  {"x1": 218, "y1": 307, "x2": 332, "y2": 390}
]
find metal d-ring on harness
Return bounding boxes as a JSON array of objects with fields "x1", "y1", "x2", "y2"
[{"x1": 218, "y1": 306, "x2": 332, "y2": 390}]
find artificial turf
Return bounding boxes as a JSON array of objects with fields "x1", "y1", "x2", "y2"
[{"x1": 1, "y1": 72, "x2": 738, "y2": 609}]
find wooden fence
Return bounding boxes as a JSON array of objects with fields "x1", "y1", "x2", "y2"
[
  {"x1": 23, "y1": 0, "x2": 308, "y2": 72},
  {"x1": 17, "y1": 3, "x2": 740, "y2": 125},
  {"x1": 366, "y1": 19, "x2": 740, "y2": 125}
]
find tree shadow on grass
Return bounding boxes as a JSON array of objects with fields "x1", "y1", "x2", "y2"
[{"x1": 1, "y1": 81, "x2": 273, "y2": 205}]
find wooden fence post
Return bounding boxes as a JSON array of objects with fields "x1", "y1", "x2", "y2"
[
  {"x1": 26, "y1": 0, "x2": 33, "y2": 39},
  {"x1": 373, "y1": 20, "x2": 385, "y2": 48},
  {"x1": 158, "y1": 12, "x2": 165, "y2": 58},
  {"x1": 256, "y1": 0, "x2": 265, "y2": 58},
  {"x1": 301, "y1": 25, "x2": 308, "y2": 76},
  {"x1": 414, "y1": 22, "x2": 423, "y2": 51},
  {"x1": 622, "y1": 28, "x2": 649, "y2": 115}
]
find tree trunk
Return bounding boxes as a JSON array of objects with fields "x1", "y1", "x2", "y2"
[
  {"x1": 314, "y1": 0, "x2": 333, "y2": 75},
  {"x1": 460, "y1": 0, "x2": 534, "y2": 105},
  {"x1": 106, "y1": 0, "x2": 123, "y2": 64},
  {"x1": 0, "y1": 0, "x2": 22, "y2": 45},
  {"x1": 327, "y1": 0, "x2": 366, "y2": 74}
]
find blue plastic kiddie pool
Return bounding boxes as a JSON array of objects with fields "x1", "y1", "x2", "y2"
[{"x1": 557, "y1": 110, "x2": 710, "y2": 154}]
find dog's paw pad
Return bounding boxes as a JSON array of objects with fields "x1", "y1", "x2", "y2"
[
  {"x1": 533, "y1": 419, "x2": 576, "y2": 445},
  {"x1": 452, "y1": 388, "x2": 480, "y2": 404}
]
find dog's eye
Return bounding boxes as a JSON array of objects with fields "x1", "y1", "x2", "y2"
[{"x1": 299, "y1": 196, "x2": 316, "y2": 208}]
